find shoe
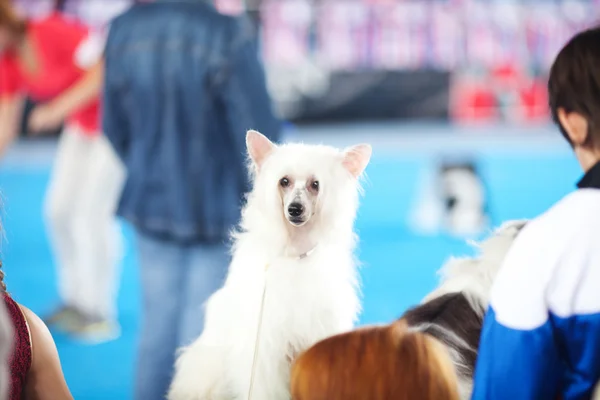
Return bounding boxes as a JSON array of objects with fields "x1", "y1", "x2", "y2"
[
  {"x1": 71, "y1": 318, "x2": 121, "y2": 345},
  {"x1": 44, "y1": 305, "x2": 82, "y2": 330}
]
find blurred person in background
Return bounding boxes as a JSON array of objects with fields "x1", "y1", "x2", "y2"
[
  {"x1": 0, "y1": 264, "x2": 73, "y2": 399},
  {"x1": 0, "y1": 0, "x2": 125, "y2": 342},
  {"x1": 103, "y1": 0, "x2": 280, "y2": 399}
]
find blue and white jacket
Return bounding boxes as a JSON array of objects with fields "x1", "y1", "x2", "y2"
[{"x1": 472, "y1": 162, "x2": 600, "y2": 400}]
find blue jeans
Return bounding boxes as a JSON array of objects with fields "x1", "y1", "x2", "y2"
[{"x1": 134, "y1": 232, "x2": 229, "y2": 400}]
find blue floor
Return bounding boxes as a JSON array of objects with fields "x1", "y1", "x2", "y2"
[{"x1": 0, "y1": 129, "x2": 581, "y2": 399}]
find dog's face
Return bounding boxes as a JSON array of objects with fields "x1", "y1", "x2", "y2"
[
  {"x1": 278, "y1": 172, "x2": 319, "y2": 226},
  {"x1": 246, "y1": 130, "x2": 372, "y2": 230}
]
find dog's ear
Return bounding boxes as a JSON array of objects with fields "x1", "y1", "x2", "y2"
[
  {"x1": 342, "y1": 144, "x2": 372, "y2": 178},
  {"x1": 247, "y1": 130, "x2": 276, "y2": 169}
]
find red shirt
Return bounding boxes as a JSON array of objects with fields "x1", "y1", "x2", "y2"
[{"x1": 0, "y1": 13, "x2": 102, "y2": 135}]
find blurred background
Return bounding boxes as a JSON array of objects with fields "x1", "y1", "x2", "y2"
[{"x1": 2, "y1": 0, "x2": 598, "y2": 398}]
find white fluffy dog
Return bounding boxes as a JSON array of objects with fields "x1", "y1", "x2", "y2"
[{"x1": 168, "y1": 130, "x2": 372, "y2": 400}]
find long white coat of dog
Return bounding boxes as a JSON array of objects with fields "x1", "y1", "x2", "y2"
[{"x1": 168, "y1": 130, "x2": 372, "y2": 400}]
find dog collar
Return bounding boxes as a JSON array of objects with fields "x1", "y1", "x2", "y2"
[{"x1": 297, "y1": 246, "x2": 318, "y2": 260}]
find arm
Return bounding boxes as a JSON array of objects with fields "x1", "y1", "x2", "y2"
[
  {"x1": 28, "y1": 60, "x2": 104, "y2": 133},
  {"x1": 546, "y1": 230, "x2": 600, "y2": 399},
  {"x1": 471, "y1": 226, "x2": 562, "y2": 399},
  {"x1": 217, "y1": 17, "x2": 282, "y2": 162},
  {"x1": 0, "y1": 95, "x2": 25, "y2": 156},
  {"x1": 20, "y1": 306, "x2": 73, "y2": 400},
  {"x1": 29, "y1": 21, "x2": 106, "y2": 133},
  {"x1": 50, "y1": 59, "x2": 104, "y2": 120},
  {"x1": 472, "y1": 308, "x2": 561, "y2": 399}
]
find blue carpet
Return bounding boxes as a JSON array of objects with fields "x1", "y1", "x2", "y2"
[{"x1": 0, "y1": 134, "x2": 581, "y2": 399}]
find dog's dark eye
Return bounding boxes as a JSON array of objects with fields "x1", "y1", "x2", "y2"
[
  {"x1": 311, "y1": 181, "x2": 319, "y2": 191},
  {"x1": 280, "y1": 177, "x2": 290, "y2": 188}
]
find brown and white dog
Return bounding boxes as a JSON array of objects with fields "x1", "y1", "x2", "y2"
[
  {"x1": 288, "y1": 220, "x2": 526, "y2": 400},
  {"x1": 290, "y1": 219, "x2": 600, "y2": 399},
  {"x1": 401, "y1": 220, "x2": 527, "y2": 399}
]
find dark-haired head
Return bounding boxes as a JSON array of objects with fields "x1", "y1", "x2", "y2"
[{"x1": 548, "y1": 26, "x2": 600, "y2": 171}]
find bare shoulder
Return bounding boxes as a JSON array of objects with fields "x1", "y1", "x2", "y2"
[
  {"x1": 18, "y1": 306, "x2": 49, "y2": 356},
  {"x1": 18, "y1": 305, "x2": 73, "y2": 400}
]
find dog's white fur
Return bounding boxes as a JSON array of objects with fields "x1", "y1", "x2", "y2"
[
  {"x1": 424, "y1": 219, "x2": 528, "y2": 314},
  {"x1": 424, "y1": 220, "x2": 600, "y2": 399},
  {"x1": 168, "y1": 131, "x2": 371, "y2": 400},
  {"x1": 420, "y1": 220, "x2": 527, "y2": 399}
]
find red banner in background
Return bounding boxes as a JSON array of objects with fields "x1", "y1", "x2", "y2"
[{"x1": 450, "y1": 64, "x2": 549, "y2": 124}]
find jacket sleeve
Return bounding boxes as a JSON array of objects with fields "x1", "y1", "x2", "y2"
[
  {"x1": 216, "y1": 17, "x2": 282, "y2": 162},
  {"x1": 102, "y1": 19, "x2": 129, "y2": 161},
  {"x1": 472, "y1": 309, "x2": 562, "y2": 399},
  {"x1": 472, "y1": 221, "x2": 600, "y2": 399},
  {"x1": 471, "y1": 224, "x2": 562, "y2": 399}
]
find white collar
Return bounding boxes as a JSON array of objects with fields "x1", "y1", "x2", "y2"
[{"x1": 297, "y1": 245, "x2": 318, "y2": 260}]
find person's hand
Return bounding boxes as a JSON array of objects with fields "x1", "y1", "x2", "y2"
[{"x1": 28, "y1": 104, "x2": 64, "y2": 134}]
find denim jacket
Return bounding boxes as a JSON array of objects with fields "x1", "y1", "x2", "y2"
[{"x1": 103, "y1": 0, "x2": 281, "y2": 243}]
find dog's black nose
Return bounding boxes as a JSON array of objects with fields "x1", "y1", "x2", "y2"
[{"x1": 288, "y1": 203, "x2": 304, "y2": 217}]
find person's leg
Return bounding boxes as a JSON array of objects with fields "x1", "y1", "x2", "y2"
[
  {"x1": 69, "y1": 134, "x2": 126, "y2": 340},
  {"x1": 135, "y1": 233, "x2": 186, "y2": 400},
  {"x1": 43, "y1": 128, "x2": 92, "y2": 326},
  {"x1": 177, "y1": 242, "x2": 230, "y2": 349}
]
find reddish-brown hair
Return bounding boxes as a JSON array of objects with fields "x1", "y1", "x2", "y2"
[
  {"x1": 0, "y1": 0, "x2": 25, "y2": 36},
  {"x1": 291, "y1": 321, "x2": 460, "y2": 400}
]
